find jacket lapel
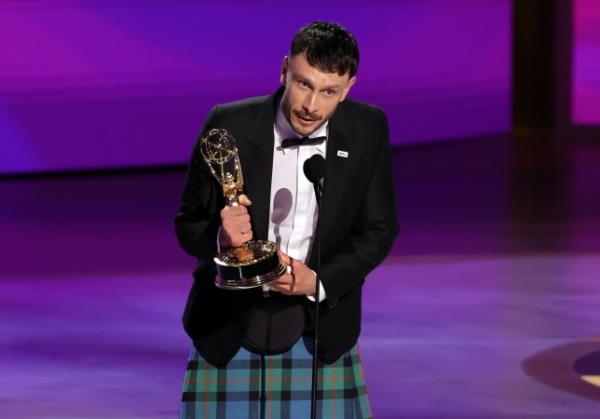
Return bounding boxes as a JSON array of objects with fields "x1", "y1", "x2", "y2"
[
  {"x1": 242, "y1": 89, "x2": 283, "y2": 241},
  {"x1": 319, "y1": 105, "x2": 353, "y2": 249}
]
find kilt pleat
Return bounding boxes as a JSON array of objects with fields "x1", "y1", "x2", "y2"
[{"x1": 180, "y1": 338, "x2": 372, "y2": 419}]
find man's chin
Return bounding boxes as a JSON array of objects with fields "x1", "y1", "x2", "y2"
[
  {"x1": 293, "y1": 127, "x2": 314, "y2": 136},
  {"x1": 292, "y1": 118, "x2": 324, "y2": 136}
]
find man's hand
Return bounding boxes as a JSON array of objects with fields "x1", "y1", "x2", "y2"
[
  {"x1": 269, "y1": 251, "x2": 317, "y2": 296},
  {"x1": 219, "y1": 194, "x2": 253, "y2": 249}
]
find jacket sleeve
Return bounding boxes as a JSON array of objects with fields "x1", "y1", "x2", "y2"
[
  {"x1": 319, "y1": 110, "x2": 399, "y2": 306},
  {"x1": 174, "y1": 106, "x2": 224, "y2": 265}
]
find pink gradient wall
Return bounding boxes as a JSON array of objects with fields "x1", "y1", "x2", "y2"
[
  {"x1": 573, "y1": 0, "x2": 600, "y2": 125},
  {"x1": 0, "y1": 0, "x2": 511, "y2": 174}
]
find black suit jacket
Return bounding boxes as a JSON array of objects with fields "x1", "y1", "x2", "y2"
[{"x1": 175, "y1": 88, "x2": 399, "y2": 367}]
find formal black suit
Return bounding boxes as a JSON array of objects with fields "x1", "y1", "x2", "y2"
[{"x1": 175, "y1": 87, "x2": 398, "y2": 367}]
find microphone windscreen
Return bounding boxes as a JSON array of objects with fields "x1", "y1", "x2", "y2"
[{"x1": 303, "y1": 155, "x2": 326, "y2": 184}]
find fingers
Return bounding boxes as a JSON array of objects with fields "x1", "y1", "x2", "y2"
[
  {"x1": 278, "y1": 250, "x2": 291, "y2": 266},
  {"x1": 270, "y1": 259, "x2": 317, "y2": 296},
  {"x1": 221, "y1": 207, "x2": 251, "y2": 224},
  {"x1": 272, "y1": 273, "x2": 294, "y2": 286},
  {"x1": 278, "y1": 254, "x2": 304, "y2": 271},
  {"x1": 220, "y1": 199, "x2": 253, "y2": 248},
  {"x1": 269, "y1": 273, "x2": 296, "y2": 295},
  {"x1": 237, "y1": 194, "x2": 252, "y2": 207}
]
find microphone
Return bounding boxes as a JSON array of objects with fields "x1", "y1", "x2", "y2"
[
  {"x1": 303, "y1": 154, "x2": 325, "y2": 419},
  {"x1": 303, "y1": 154, "x2": 326, "y2": 206}
]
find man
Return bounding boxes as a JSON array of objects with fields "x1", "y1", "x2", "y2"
[{"x1": 175, "y1": 21, "x2": 398, "y2": 418}]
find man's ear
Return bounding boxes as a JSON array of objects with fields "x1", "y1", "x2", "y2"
[
  {"x1": 280, "y1": 56, "x2": 289, "y2": 86},
  {"x1": 340, "y1": 76, "x2": 357, "y2": 102}
]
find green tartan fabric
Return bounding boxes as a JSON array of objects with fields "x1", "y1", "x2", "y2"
[{"x1": 180, "y1": 338, "x2": 372, "y2": 419}]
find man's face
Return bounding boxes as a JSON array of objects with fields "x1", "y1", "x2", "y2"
[{"x1": 280, "y1": 53, "x2": 356, "y2": 136}]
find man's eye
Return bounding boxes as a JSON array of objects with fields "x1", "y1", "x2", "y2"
[
  {"x1": 299, "y1": 81, "x2": 309, "y2": 88},
  {"x1": 324, "y1": 90, "x2": 334, "y2": 96}
]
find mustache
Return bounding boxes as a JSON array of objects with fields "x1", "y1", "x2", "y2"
[{"x1": 294, "y1": 110, "x2": 321, "y2": 121}]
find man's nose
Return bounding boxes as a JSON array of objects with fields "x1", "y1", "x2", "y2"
[{"x1": 302, "y1": 93, "x2": 318, "y2": 115}]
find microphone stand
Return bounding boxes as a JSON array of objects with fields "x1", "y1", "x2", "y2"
[
  {"x1": 310, "y1": 180, "x2": 323, "y2": 419},
  {"x1": 303, "y1": 153, "x2": 326, "y2": 419}
]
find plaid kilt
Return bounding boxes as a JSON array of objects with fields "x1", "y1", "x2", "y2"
[{"x1": 180, "y1": 338, "x2": 372, "y2": 418}]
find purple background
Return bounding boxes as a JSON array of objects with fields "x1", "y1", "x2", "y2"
[
  {"x1": 0, "y1": 0, "x2": 511, "y2": 174},
  {"x1": 573, "y1": 0, "x2": 600, "y2": 125}
]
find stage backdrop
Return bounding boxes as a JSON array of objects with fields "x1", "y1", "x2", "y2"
[
  {"x1": 0, "y1": 0, "x2": 511, "y2": 175},
  {"x1": 573, "y1": 0, "x2": 600, "y2": 125}
]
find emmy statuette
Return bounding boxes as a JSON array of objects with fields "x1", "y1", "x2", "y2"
[{"x1": 200, "y1": 128, "x2": 286, "y2": 290}]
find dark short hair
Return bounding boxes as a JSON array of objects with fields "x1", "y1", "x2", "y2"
[{"x1": 290, "y1": 21, "x2": 359, "y2": 78}]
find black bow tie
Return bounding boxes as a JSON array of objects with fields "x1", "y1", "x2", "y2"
[{"x1": 280, "y1": 136, "x2": 327, "y2": 149}]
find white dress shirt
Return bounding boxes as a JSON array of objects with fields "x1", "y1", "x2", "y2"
[{"x1": 265, "y1": 106, "x2": 327, "y2": 302}]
